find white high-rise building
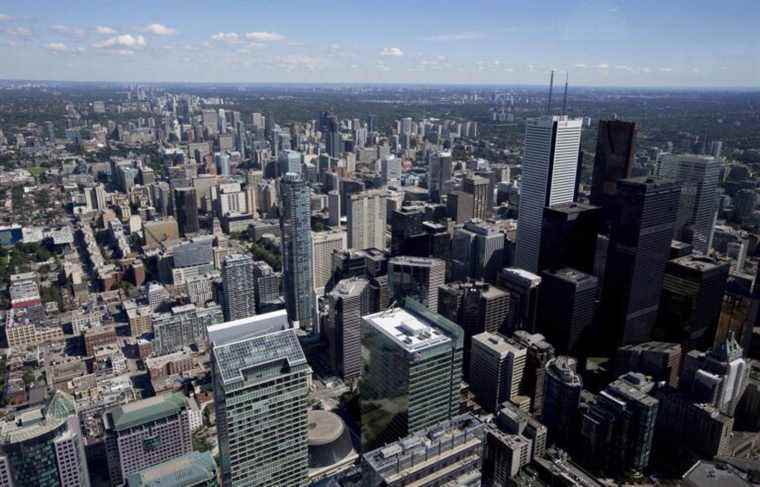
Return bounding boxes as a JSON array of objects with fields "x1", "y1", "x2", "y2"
[
  {"x1": 347, "y1": 190, "x2": 387, "y2": 250},
  {"x1": 515, "y1": 116, "x2": 583, "y2": 272},
  {"x1": 221, "y1": 254, "x2": 257, "y2": 322},
  {"x1": 659, "y1": 154, "x2": 720, "y2": 254},
  {"x1": 311, "y1": 230, "x2": 347, "y2": 292}
]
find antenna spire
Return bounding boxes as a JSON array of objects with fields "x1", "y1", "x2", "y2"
[
  {"x1": 547, "y1": 70, "x2": 555, "y2": 115},
  {"x1": 561, "y1": 72, "x2": 569, "y2": 115}
]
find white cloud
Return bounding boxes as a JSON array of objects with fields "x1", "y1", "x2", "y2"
[
  {"x1": 46, "y1": 42, "x2": 67, "y2": 51},
  {"x1": 659, "y1": 67, "x2": 673, "y2": 72},
  {"x1": 574, "y1": 63, "x2": 588, "y2": 68},
  {"x1": 0, "y1": 14, "x2": 12, "y2": 21},
  {"x1": 422, "y1": 32, "x2": 484, "y2": 41},
  {"x1": 615, "y1": 64, "x2": 634, "y2": 72},
  {"x1": 51, "y1": 25, "x2": 85, "y2": 37},
  {"x1": 245, "y1": 32, "x2": 286, "y2": 42},
  {"x1": 380, "y1": 47, "x2": 403, "y2": 57},
  {"x1": 95, "y1": 26, "x2": 117, "y2": 35},
  {"x1": 144, "y1": 23, "x2": 175, "y2": 35},
  {"x1": 93, "y1": 34, "x2": 146, "y2": 49},
  {"x1": 210, "y1": 32, "x2": 241, "y2": 44},
  {"x1": 596, "y1": 63, "x2": 610, "y2": 69},
  {"x1": 3, "y1": 26, "x2": 31, "y2": 37}
]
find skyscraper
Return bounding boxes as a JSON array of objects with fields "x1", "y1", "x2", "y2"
[
  {"x1": 512, "y1": 330, "x2": 555, "y2": 417},
  {"x1": 470, "y1": 332, "x2": 527, "y2": 412},
  {"x1": 579, "y1": 373, "x2": 659, "y2": 476},
  {"x1": 539, "y1": 202, "x2": 600, "y2": 274},
  {"x1": 347, "y1": 190, "x2": 387, "y2": 250},
  {"x1": 221, "y1": 254, "x2": 257, "y2": 322},
  {"x1": 450, "y1": 220, "x2": 505, "y2": 282},
  {"x1": 428, "y1": 151, "x2": 453, "y2": 202},
  {"x1": 657, "y1": 255, "x2": 729, "y2": 352},
  {"x1": 0, "y1": 392, "x2": 90, "y2": 487},
  {"x1": 543, "y1": 356, "x2": 582, "y2": 448},
  {"x1": 360, "y1": 298, "x2": 463, "y2": 450},
  {"x1": 538, "y1": 267, "x2": 598, "y2": 356},
  {"x1": 601, "y1": 178, "x2": 681, "y2": 346},
  {"x1": 325, "y1": 114, "x2": 342, "y2": 158},
  {"x1": 311, "y1": 229, "x2": 347, "y2": 292},
  {"x1": 104, "y1": 394, "x2": 193, "y2": 486},
  {"x1": 515, "y1": 116, "x2": 583, "y2": 272},
  {"x1": 659, "y1": 154, "x2": 720, "y2": 254},
  {"x1": 590, "y1": 120, "x2": 637, "y2": 233},
  {"x1": 173, "y1": 187, "x2": 200, "y2": 236},
  {"x1": 499, "y1": 268, "x2": 542, "y2": 334},
  {"x1": 463, "y1": 175, "x2": 491, "y2": 221},
  {"x1": 277, "y1": 149, "x2": 302, "y2": 177},
  {"x1": 280, "y1": 173, "x2": 315, "y2": 330},
  {"x1": 388, "y1": 256, "x2": 446, "y2": 313},
  {"x1": 324, "y1": 277, "x2": 371, "y2": 380},
  {"x1": 210, "y1": 314, "x2": 309, "y2": 486}
]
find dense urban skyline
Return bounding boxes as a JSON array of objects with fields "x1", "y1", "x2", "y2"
[{"x1": 1, "y1": 0, "x2": 759, "y2": 86}]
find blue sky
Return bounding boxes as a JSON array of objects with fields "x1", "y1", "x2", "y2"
[{"x1": 0, "y1": 0, "x2": 758, "y2": 86}]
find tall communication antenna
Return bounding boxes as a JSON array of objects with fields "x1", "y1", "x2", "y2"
[
  {"x1": 561, "y1": 72, "x2": 569, "y2": 115},
  {"x1": 546, "y1": 70, "x2": 555, "y2": 115}
]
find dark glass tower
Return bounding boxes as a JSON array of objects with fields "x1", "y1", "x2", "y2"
[
  {"x1": 280, "y1": 173, "x2": 315, "y2": 331},
  {"x1": 539, "y1": 202, "x2": 601, "y2": 274},
  {"x1": 590, "y1": 120, "x2": 637, "y2": 233},
  {"x1": 600, "y1": 177, "x2": 681, "y2": 347},
  {"x1": 173, "y1": 187, "x2": 199, "y2": 236},
  {"x1": 538, "y1": 267, "x2": 598, "y2": 356}
]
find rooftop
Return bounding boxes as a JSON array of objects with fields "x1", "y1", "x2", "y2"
[
  {"x1": 472, "y1": 332, "x2": 526, "y2": 358},
  {"x1": 125, "y1": 451, "x2": 217, "y2": 487},
  {"x1": 106, "y1": 393, "x2": 187, "y2": 432},
  {"x1": 364, "y1": 306, "x2": 451, "y2": 353}
]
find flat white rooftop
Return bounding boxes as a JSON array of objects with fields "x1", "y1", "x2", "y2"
[{"x1": 364, "y1": 307, "x2": 450, "y2": 353}]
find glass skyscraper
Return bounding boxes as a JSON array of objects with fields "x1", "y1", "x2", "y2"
[{"x1": 280, "y1": 172, "x2": 315, "y2": 331}]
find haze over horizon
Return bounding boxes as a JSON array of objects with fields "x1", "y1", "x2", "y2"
[{"x1": 1, "y1": 0, "x2": 758, "y2": 88}]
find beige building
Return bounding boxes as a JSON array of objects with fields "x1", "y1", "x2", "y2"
[
  {"x1": 347, "y1": 190, "x2": 387, "y2": 250},
  {"x1": 312, "y1": 230, "x2": 347, "y2": 292}
]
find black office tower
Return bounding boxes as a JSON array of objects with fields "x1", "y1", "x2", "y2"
[
  {"x1": 538, "y1": 268, "x2": 598, "y2": 356},
  {"x1": 601, "y1": 178, "x2": 680, "y2": 347},
  {"x1": 173, "y1": 187, "x2": 200, "y2": 236},
  {"x1": 656, "y1": 255, "x2": 730, "y2": 352},
  {"x1": 538, "y1": 202, "x2": 601, "y2": 274},
  {"x1": 590, "y1": 120, "x2": 637, "y2": 233}
]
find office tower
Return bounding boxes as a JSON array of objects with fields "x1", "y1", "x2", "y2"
[
  {"x1": 278, "y1": 149, "x2": 302, "y2": 177},
  {"x1": 601, "y1": 178, "x2": 681, "y2": 346},
  {"x1": 324, "y1": 277, "x2": 370, "y2": 380},
  {"x1": 152, "y1": 304, "x2": 224, "y2": 355},
  {"x1": 311, "y1": 229, "x2": 346, "y2": 292},
  {"x1": 538, "y1": 203, "x2": 600, "y2": 274},
  {"x1": 327, "y1": 190, "x2": 341, "y2": 227},
  {"x1": 515, "y1": 116, "x2": 583, "y2": 272},
  {"x1": 252, "y1": 260, "x2": 281, "y2": 313},
  {"x1": 201, "y1": 109, "x2": 218, "y2": 136},
  {"x1": 381, "y1": 155, "x2": 401, "y2": 184},
  {"x1": 221, "y1": 254, "x2": 257, "y2": 322},
  {"x1": 210, "y1": 314, "x2": 309, "y2": 486},
  {"x1": 590, "y1": 120, "x2": 637, "y2": 232},
  {"x1": 463, "y1": 175, "x2": 491, "y2": 220},
  {"x1": 280, "y1": 173, "x2": 315, "y2": 330},
  {"x1": 512, "y1": 330, "x2": 555, "y2": 417},
  {"x1": 438, "y1": 281, "x2": 509, "y2": 376},
  {"x1": 389, "y1": 204, "x2": 439, "y2": 256},
  {"x1": 347, "y1": 190, "x2": 387, "y2": 250},
  {"x1": 538, "y1": 268, "x2": 598, "y2": 356},
  {"x1": 543, "y1": 356, "x2": 582, "y2": 448},
  {"x1": 126, "y1": 451, "x2": 218, "y2": 487},
  {"x1": 104, "y1": 394, "x2": 193, "y2": 486},
  {"x1": 362, "y1": 415, "x2": 484, "y2": 487},
  {"x1": 499, "y1": 268, "x2": 541, "y2": 334},
  {"x1": 0, "y1": 391, "x2": 90, "y2": 487},
  {"x1": 614, "y1": 341, "x2": 683, "y2": 388},
  {"x1": 429, "y1": 151, "x2": 453, "y2": 202},
  {"x1": 451, "y1": 220, "x2": 505, "y2": 282},
  {"x1": 485, "y1": 404, "x2": 547, "y2": 484},
  {"x1": 360, "y1": 298, "x2": 464, "y2": 449},
  {"x1": 325, "y1": 115, "x2": 342, "y2": 157},
  {"x1": 659, "y1": 154, "x2": 720, "y2": 253},
  {"x1": 447, "y1": 191, "x2": 474, "y2": 224},
  {"x1": 579, "y1": 373, "x2": 658, "y2": 476},
  {"x1": 680, "y1": 333, "x2": 749, "y2": 417},
  {"x1": 657, "y1": 255, "x2": 729, "y2": 351},
  {"x1": 470, "y1": 332, "x2": 527, "y2": 412},
  {"x1": 388, "y1": 256, "x2": 446, "y2": 313},
  {"x1": 173, "y1": 187, "x2": 200, "y2": 236}
]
